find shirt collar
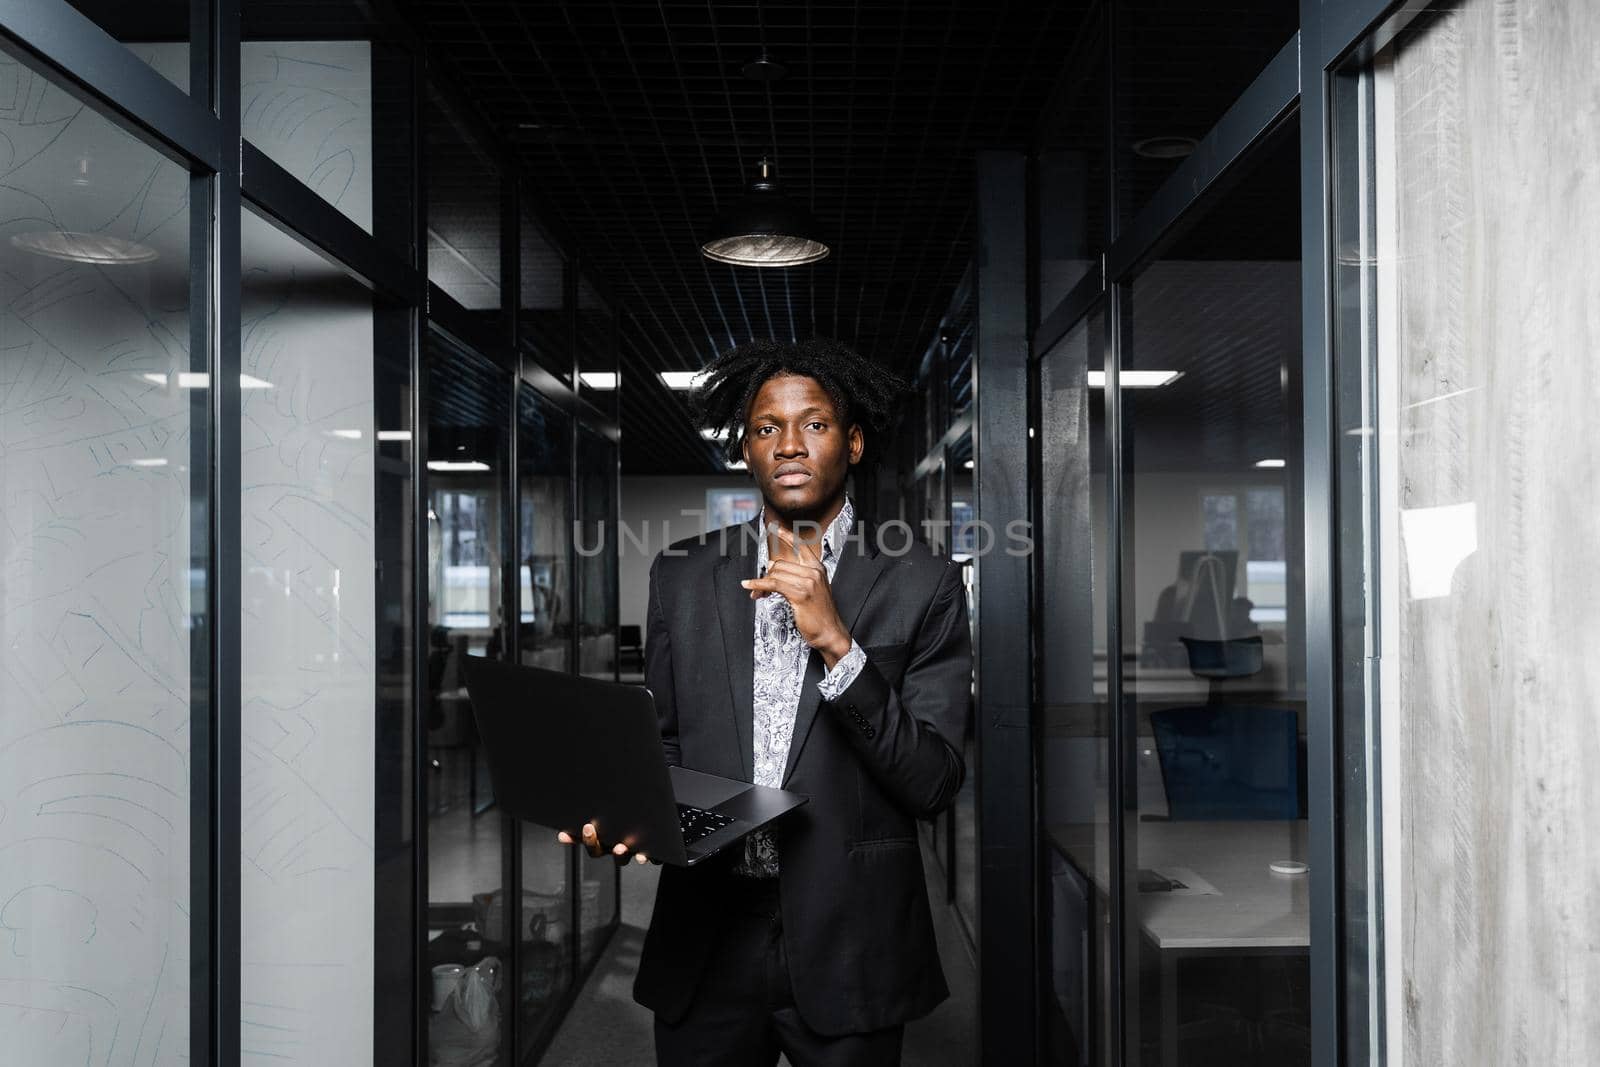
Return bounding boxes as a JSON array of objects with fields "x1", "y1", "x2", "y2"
[{"x1": 757, "y1": 496, "x2": 855, "y2": 573}]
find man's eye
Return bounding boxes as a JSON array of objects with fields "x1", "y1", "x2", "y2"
[
  {"x1": 756, "y1": 425, "x2": 776, "y2": 436},
  {"x1": 808, "y1": 421, "x2": 826, "y2": 431}
]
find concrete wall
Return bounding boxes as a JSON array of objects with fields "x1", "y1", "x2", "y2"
[{"x1": 1383, "y1": 1, "x2": 1600, "y2": 1061}]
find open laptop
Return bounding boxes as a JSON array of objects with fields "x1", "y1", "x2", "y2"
[{"x1": 463, "y1": 657, "x2": 807, "y2": 867}]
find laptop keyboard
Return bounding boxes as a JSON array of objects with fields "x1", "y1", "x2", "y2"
[{"x1": 677, "y1": 804, "x2": 735, "y2": 846}]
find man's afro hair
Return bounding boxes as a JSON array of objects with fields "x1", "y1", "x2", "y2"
[{"x1": 689, "y1": 338, "x2": 908, "y2": 463}]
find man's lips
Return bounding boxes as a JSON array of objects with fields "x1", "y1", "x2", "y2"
[{"x1": 772, "y1": 465, "x2": 811, "y2": 486}]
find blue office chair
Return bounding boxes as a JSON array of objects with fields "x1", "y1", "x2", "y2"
[{"x1": 1150, "y1": 705, "x2": 1303, "y2": 820}]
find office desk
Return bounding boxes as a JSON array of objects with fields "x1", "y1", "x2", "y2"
[{"x1": 1048, "y1": 820, "x2": 1309, "y2": 1065}]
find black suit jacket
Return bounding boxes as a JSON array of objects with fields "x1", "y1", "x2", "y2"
[{"x1": 632, "y1": 517, "x2": 973, "y2": 1036}]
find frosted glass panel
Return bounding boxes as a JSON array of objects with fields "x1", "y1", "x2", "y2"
[{"x1": 0, "y1": 56, "x2": 194, "y2": 1062}]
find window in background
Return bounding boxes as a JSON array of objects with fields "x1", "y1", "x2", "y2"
[
  {"x1": 0, "y1": 57, "x2": 195, "y2": 1061},
  {"x1": 424, "y1": 339, "x2": 512, "y2": 1065},
  {"x1": 1120, "y1": 119, "x2": 1307, "y2": 1066},
  {"x1": 706, "y1": 486, "x2": 761, "y2": 528},
  {"x1": 1039, "y1": 310, "x2": 1111, "y2": 1065},
  {"x1": 428, "y1": 89, "x2": 502, "y2": 313},
  {"x1": 239, "y1": 206, "x2": 379, "y2": 1062}
]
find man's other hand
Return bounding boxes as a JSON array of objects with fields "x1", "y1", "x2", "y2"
[{"x1": 556, "y1": 821, "x2": 653, "y2": 865}]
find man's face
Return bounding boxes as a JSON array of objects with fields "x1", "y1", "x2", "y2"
[{"x1": 741, "y1": 373, "x2": 862, "y2": 519}]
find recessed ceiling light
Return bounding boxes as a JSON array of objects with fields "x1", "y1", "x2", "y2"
[
  {"x1": 428, "y1": 460, "x2": 491, "y2": 473},
  {"x1": 11, "y1": 230, "x2": 158, "y2": 264},
  {"x1": 661, "y1": 371, "x2": 708, "y2": 391},
  {"x1": 963, "y1": 459, "x2": 974, "y2": 469},
  {"x1": 327, "y1": 429, "x2": 363, "y2": 440},
  {"x1": 1132, "y1": 135, "x2": 1198, "y2": 160},
  {"x1": 1086, "y1": 370, "x2": 1183, "y2": 389},
  {"x1": 1255, "y1": 458, "x2": 1286, "y2": 469},
  {"x1": 580, "y1": 372, "x2": 618, "y2": 390},
  {"x1": 376, "y1": 430, "x2": 412, "y2": 442},
  {"x1": 131, "y1": 458, "x2": 168, "y2": 467}
]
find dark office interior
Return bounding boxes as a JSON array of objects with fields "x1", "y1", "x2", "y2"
[{"x1": 6, "y1": 0, "x2": 1599, "y2": 1064}]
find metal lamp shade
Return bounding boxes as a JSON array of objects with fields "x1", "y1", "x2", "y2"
[{"x1": 701, "y1": 168, "x2": 830, "y2": 267}]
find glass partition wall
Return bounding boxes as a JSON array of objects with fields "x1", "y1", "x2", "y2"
[
  {"x1": 0, "y1": 3, "x2": 622, "y2": 1064},
  {"x1": 1029, "y1": 8, "x2": 1311, "y2": 1065}
]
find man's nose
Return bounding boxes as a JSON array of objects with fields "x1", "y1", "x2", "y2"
[{"x1": 774, "y1": 426, "x2": 807, "y2": 456}]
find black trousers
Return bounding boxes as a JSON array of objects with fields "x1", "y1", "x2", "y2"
[{"x1": 653, "y1": 875, "x2": 905, "y2": 1067}]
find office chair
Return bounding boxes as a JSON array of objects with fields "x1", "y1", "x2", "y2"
[
  {"x1": 1150, "y1": 705, "x2": 1303, "y2": 820},
  {"x1": 618, "y1": 624, "x2": 644, "y2": 672}
]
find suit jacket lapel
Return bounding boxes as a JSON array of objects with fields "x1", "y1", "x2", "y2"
[
  {"x1": 781, "y1": 526, "x2": 887, "y2": 786},
  {"x1": 713, "y1": 524, "x2": 759, "y2": 782}
]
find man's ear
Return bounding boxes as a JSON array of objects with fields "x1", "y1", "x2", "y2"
[
  {"x1": 848, "y1": 423, "x2": 864, "y2": 465},
  {"x1": 741, "y1": 432, "x2": 751, "y2": 467}
]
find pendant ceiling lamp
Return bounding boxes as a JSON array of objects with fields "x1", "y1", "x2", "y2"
[{"x1": 701, "y1": 157, "x2": 830, "y2": 268}]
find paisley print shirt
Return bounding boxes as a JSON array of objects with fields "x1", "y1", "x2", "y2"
[{"x1": 734, "y1": 497, "x2": 867, "y2": 878}]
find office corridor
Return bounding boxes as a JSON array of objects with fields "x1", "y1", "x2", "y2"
[{"x1": 544, "y1": 843, "x2": 978, "y2": 1066}]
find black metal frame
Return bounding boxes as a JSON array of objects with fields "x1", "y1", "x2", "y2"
[
  {"x1": 0, "y1": 2, "x2": 626, "y2": 1065},
  {"x1": 1009, "y1": 1, "x2": 1428, "y2": 1063}
]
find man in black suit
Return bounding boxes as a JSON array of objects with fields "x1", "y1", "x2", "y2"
[{"x1": 563, "y1": 338, "x2": 972, "y2": 1065}]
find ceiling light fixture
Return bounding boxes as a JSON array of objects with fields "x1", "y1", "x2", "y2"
[
  {"x1": 660, "y1": 370, "x2": 708, "y2": 391},
  {"x1": 428, "y1": 460, "x2": 491, "y2": 473},
  {"x1": 1132, "y1": 135, "x2": 1199, "y2": 160},
  {"x1": 1255, "y1": 458, "x2": 1287, "y2": 469},
  {"x1": 702, "y1": 158, "x2": 829, "y2": 268},
  {"x1": 1086, "y1": 370, "x2": 1183, "y2": 389},
  {"x1": 376, "y1": 430, "x2": 413, "y2": 442},
  {"x1": 742, "y1": 50, "x2": 788, "y2": 82},
  {"x1": 11, "y1": 230, "x2": 158, "y2": 265},
  {"x1": 579, "y1": 371, "x2": 618, "y2": 390}
]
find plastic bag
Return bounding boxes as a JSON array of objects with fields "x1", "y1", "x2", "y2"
[{"x1": 429, "y1": 957, "x2": 502, "y2": 1067}]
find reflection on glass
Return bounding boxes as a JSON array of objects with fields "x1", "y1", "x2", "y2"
[
  {"x1": 1039, "y1": 312, "x2": 1112, "y2": 1065},
  {"x1": 426, "y1": 341, "x2": 511, "y2": 1066},
  {"x1": 1122, "y1": 122, "x2": 1308, "y2": 1066},
  {"x1": 240, "y1": 207, "x2": 379, "y2": 1061},
  {"x1": 576, "y1": 427, "x2": 619, "y2": 963},
  {"x1": 0, "y1": 59, "x2": 193, "y2": 1061},
  {"x1": 428, "y1": 89, "x2": 501, "y2": 312},
  {"x1": 516, "y1": 386, "x2": 573, "y2": 1050}
]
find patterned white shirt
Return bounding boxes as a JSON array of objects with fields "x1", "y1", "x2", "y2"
[{"x1": 735, "y1": 497, "x2": 867, "y2": 878}]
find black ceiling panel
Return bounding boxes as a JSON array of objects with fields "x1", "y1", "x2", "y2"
[{"x1": 407, "y1": 0, "x2": 1087, "y2": 472}]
